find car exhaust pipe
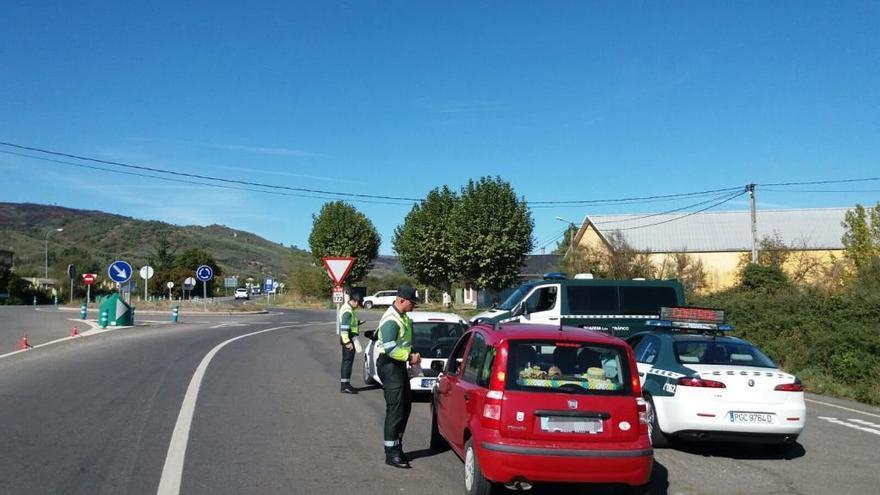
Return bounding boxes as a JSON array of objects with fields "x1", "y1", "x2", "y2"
[{"x1": 504, "y1": 479, "x2": 533, "y2": 491}]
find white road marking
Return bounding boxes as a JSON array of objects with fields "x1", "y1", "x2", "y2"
[
  {"x1": 816, "y1": 416, "x2": 880, "y2": 436},
  {"x1": 807, "y1": 398, "x2": 880, "y2": 419},
  {"x1": 156, "y1": 324, "x2": 299, "y2": 495},
  {"x1": 848, "y1": 418, "x2": 880, "y2": 429}
]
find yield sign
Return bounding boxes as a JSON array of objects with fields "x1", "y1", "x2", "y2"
[{"x1": 322, "y1": 257, "x2": 355, "y2": 285}]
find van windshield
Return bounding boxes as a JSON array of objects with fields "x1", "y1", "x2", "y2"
[
  {"x1": 505, "y1": 340, "x2": 631, "y2": 395},
  {"x1": 498, "y1": 285, "x2": 534, "y2": 310}
]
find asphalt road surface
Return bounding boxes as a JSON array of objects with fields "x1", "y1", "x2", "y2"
[{"x1": 1, "y1": 306, "x2": 878, "y2": 494}]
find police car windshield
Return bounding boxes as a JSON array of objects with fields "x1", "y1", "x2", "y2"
[
  {"x1": 674, "y1": 340, "x2": 777, "y2": 368},
  {"x1": 497, "y1": 285, "x2": 535, "y2": 310},
  {"x1": 411, "y1": 322, "x2": 466, "y2": 359}
]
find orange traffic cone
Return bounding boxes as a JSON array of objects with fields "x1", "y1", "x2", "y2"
[
  {"x1": 71, "y1": 326, "x2": 80, "y2": 337},
  {"x1": 17, "y1": 334, "x2": 32, "y2": 350}
]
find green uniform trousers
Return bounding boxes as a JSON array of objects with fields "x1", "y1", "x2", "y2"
[{"x1": 377, "y1": 354, "x2": 412, "y2": 446}]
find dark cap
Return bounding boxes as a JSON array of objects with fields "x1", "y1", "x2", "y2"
[
  {"x1": 396, "y1": 285, "x2": 418, "y2": 303},
  {"x1": 349, "y1": 293, "x2": 362, "y2": 303}
]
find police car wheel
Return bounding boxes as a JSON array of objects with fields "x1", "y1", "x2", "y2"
[
  {"x1": 363, "y1": 356, "x2": 376, "y2": 385},
  {"x1": 364, "y1": 301, "x2": 373, "y2": 309},
  {"x1": 646, "y1": 396, "x2": 669, "y2": 448},
  {"x1": 464, "y1": 438, "x2": 492, "y2": 495}
]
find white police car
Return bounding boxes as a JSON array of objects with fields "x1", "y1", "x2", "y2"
[
  {"x1": 626, "y1": 307, "x2": 806, "y2": 449},
  {"x1": 362, "y1": 311, "x2": 468, "y2": 393}
]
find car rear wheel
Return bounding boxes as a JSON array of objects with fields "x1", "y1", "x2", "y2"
[
  {"x1": 429, "y1": 406, "x2": 447, "y2": 451},
  {"x1": 646, "y1": 396, "x2": 669, "y2": 448},
  {"x1": 464, "y1": 438, "x2": 493, "y2": 495},
  {"x1": 363, "y1": 355, "x2": 376, "y2": 385},
  {"x1": 364, "y1": 301, "x2": 373, "y2": 309}
]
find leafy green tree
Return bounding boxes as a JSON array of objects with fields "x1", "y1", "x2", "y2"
[
  {"x1": 308, "y1": 201, "x2": 380, "y2": 285},
  {"x1": 842, "y1": 203, "x2": 880, "y2": 269},
  {"x1": 173, "y1": 248, "x2": 222, "y2": 296},
  {"x1": 451, "y1": 177, "x2": 534, "y2": 290},
  {"x1": 393, "y1": 186, "x2": 460, "y2": 293},
  {"x1": 738, "y1": 263, "x2": 790, "y2": 292},
  {"x1": 604, "y1": 231, "x2": 656, "y2": 279},
  {"x1": 290, "y1": 264, "x2": 331, "y2": 299}
]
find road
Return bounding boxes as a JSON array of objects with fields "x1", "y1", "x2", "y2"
[{"x1": 1, "y1": 306, "x2": 878, "y2": 494}]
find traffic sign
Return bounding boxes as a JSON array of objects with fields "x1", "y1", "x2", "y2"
[
  {"x1": 166, "y1": 281, "x2": 175, "y2": 289},
  {"x1": 322, "y1": 257, "x2": 355, "y2": 285},
  {"x1": 196, "y1": 265, "x2": 214, "y2": 282},
  {"x1": 67, "y1": 264, "x2": 77, "y2": 279},
  {"x1": 108, "y1": 260, "x2": 133, "y2": 283},
  {"x1": 264, "y1": 278, "x2": 274, "y2": 292},
  {"x1": 332, "y1": 286, "x2": 344, "y2": 304},
  {"x1": 139, "y1": 266, "x2": 155, "y2": 279},
  {"x1": 82, "y1": 273, "x2": 96, "y2": 285},
  {"x1": 183, "y1": 277, "x2": 196, "y2": 290}
]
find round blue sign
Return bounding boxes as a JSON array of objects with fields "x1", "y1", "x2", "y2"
[
  {"x1": 108, "y1": 260, "x2": 133, "y2": 283},
  {"x1": 196, "y1": 265, "x2": 214, "y2": 282}
]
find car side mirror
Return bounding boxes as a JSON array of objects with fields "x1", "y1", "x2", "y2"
[
  {"x1": 363, "y1": 330, "x2": 378, "y2": 341},
  {"x1": 513, "y1": 302, "x2": 529, "y2": 317}
]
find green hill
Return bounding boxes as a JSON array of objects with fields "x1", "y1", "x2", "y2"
[{"x1": 0, "y1": 202, "x2": 312, "y2": 282}]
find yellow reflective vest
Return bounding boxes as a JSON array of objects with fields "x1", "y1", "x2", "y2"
[{"x1": 377, "y1": 305, "x2": 412, "y2": 362}]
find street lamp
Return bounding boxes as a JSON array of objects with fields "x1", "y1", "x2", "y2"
[
  {"x1": 44, "y1": 227, "x2": 63, "y2": 279},
  {"x1": 555, "y1": 216, "x2": 577, "y2": 256}
]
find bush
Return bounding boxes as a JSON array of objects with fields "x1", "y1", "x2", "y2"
[{"x1": 738, "y1": 263, "x2": 790, "y2": 292}]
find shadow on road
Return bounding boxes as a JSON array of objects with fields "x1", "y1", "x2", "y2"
[{"x1": 669, "y1": 440, "x2": 806, "y2": 460}]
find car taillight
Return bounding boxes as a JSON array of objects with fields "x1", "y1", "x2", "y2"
[
  {"x1": 481, "y1": 390, "x2": 504, "y2": 429},
  {"x1": 636, "y1": 397, "x2": 649, "y2": 435},
  {"x1": 774, "y1": 382, "x2": 804, "y2": 392},
  {"x1": 677, "y1": 377, "x2": 726, "y2": 388}
]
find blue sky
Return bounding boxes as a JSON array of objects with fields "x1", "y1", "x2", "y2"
[{"x1": 2, "y1": 1, "x2": 878, "y2": 255}]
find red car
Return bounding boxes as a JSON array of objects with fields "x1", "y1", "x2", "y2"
[{"x1": 430, "y1": 323, "x2": 652, "y2": 494}]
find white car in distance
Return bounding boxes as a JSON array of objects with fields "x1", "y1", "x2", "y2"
[
  {"x1": 234, "y1": 288, "x2": 250, "y2": 300},
  {"x1": 362, "y1": 290, "x2": 398, "y2": 309}
]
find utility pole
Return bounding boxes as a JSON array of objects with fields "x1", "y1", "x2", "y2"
[{"x1": 748, "y1": 184, "x2": 758, "y2": 263}]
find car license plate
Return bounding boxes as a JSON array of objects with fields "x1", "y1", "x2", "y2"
[
  {"x1": 540, "y1": 416, "x2": 603, "y2": 434},
  {"x1": 728, "y1": 412, "x2": 775, "y2": 424},
  {"x1": 420, "y1": 378, "x2": 436, "y2": 388}
]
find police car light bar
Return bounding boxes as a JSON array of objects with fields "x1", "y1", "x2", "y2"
[
  {"x1": 660, "y1": 306, "x2": 725, "y2": 324},
  {"x1": 646, "y1": 319, "x2": 733, "y2": 332}
]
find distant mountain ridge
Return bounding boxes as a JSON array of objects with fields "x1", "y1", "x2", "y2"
[{"x1": 0, "y1": 202, "x2": 312, "y2": 279}]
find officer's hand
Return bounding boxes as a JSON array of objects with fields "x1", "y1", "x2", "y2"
[
  {"x1": 345, "y1": 342, "x2": 354, "y2": 350},
  {"x1": 409, "y1": 352, "x2": 421, "y2": 365}
]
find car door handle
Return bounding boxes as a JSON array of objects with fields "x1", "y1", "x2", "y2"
[{"x1": 548, "y1": 317, "x2": 559, "y2": 321}]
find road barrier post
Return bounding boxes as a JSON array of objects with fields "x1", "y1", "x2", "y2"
[
  {"x1": 54, "y1": 295, "x2": 58, "y2": 308},
  {"x1": 33, "y1": 295, "x2": 37, "y2": 308},
  {"x1": 100, "y1": 309, "x2": 108, "y2": 329},
  {"x1": 172, "y1": 305, "x2": 179, "y2": 323},
  {"x1": 80, "y1": 302, "x2": 87, "y2": 320}
]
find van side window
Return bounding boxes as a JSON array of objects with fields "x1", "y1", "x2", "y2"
[
  {"x1": 634, "y1": 335, "x2": 660, "y2": 364},
  {"x1": 566, "y1": 286, "x2": 618, "y2": 314},
  {"x1": 525, "y1": 286, "x2": 558, "y2": 313},
  {"x1": 463, "y1": 333, "x2": 489, "y2": 384},
  {"x1": 620, "y1": 287, "x2": 678, "y2": 315},
  {"x1": 445, "y1": 333, "x2": 472, "y2": 375}
]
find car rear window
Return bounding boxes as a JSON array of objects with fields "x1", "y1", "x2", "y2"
[
  {"x1": 411, "y1": 322, "x2": 466, "y2": 358},
  {"x1": 674, "y1": 340, "x2": 777, "y2": 368},
  {"x1": 506, "y1": 340, "x2": 631, "y2": 395}
]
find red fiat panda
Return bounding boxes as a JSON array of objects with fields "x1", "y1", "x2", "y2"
[{"x1": 430, "y1": 323, "x2": 652, "y2": 494}]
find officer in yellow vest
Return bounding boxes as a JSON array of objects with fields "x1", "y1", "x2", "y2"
[
  {"x1": 338, "y1": 293, "x2": 363, "y2": 394},
  {"x1": 376, "y1": 285, "x2": 420, "y2": 468}
]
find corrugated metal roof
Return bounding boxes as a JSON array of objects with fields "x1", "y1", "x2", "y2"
[{"x1": 585, "y1": 208, "x2": 849, "y2": 252}]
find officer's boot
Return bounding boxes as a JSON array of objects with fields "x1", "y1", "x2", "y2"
[
  {"x1": 341, "y1": 383, "x2": 358, "y2": 394},
  {"x1": 385, "y1": 445, "x2": 410, "y2": 469}
]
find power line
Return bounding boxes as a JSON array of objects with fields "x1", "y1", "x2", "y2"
[
  {"x1": 592, "y1": 190, "x2": 741, "y2": 225},
  {"x1": 610, "y1": 190, "x2": 747, "y2": 231},
  {"x1": 762, "y1": 187, "x2": 880, "y2": 194},
  {"x1": 0, "y1": 150, "x2": 415, "y2": 206},
  {"x1": 0, "y1": 141, "x2": 422, "y2": 202},
  {"x1": 760, "y1": 177, "x2": 880, "y2": 187},
  {"x1": 526, "y1": 185, "x2": 744, "y2": 206}
]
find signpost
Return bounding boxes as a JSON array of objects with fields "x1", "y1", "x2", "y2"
[
  {"x1": 67, "y1": 264, "x2": 76, "y2": 306},
  {"x1": 82, "y1": 273, "x2": 96, "y2": 304},
  {"x1": 264, "y1": 277, "x2": 273, "y2": 307},
  {"x1": 196, "y1": 265, "x2": 213, "y2": 311},
  {"x1": 322, "y1": 257, "x2": 355, "y2": 336},
  {"x1": 108, "y1": 260, "x2": 133, "y2": 303},
  {"x1": 139, "y1": 265, "x2": 154, "y2": 301},
  {"x1": 166, "y1": 281, "x2": 175, "y2": 301},
  {"x1": 183, "y1": 277, "x2": 196, "y2": 300}
]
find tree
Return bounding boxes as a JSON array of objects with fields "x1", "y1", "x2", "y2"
[
  {"x1": 308, "y1": 201, "x2": 380, "y2": 285},
  {"x1": 604, "y1": 231, "x2": 656, "y2": 279},
  {"x1": 392, "y1": 186, "x2": 460, "y2": 293},
  {"x1": 842, "y1": 203, "x2": 880, "y2": 269},
  {"x1": 169, "y1": 248, "x2": 222, "y2": 297},
  {"x1": 657, "y1": 252, "x2": 708, "y2": 296},
  {"x1": 451, "y1": 177, "x2": 534, "y2": 290}
]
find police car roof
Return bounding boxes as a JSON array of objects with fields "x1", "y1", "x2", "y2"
[{"x1": 669, "y1": 333, "x2": 746, "y2": 344}]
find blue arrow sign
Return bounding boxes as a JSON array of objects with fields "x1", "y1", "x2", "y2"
[
  {"x1": 196, "y1": 265, "x2": 214, "y2": 282},
  {"x1": 108, "y1": 260, "x2": 133, "y2": 283}
]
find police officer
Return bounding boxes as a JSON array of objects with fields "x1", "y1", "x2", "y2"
[
  {"x1": 376, "y1": 284, "x2": 420, "y2": 468},
  {"x1": 338, "y1": 293, "x2": 363, "y2": 394}
]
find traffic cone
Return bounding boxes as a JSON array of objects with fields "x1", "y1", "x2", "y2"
[
  {"x1": 71, "y1": 326, "x2": 80, "y2": 337},
  {"x1": 17, "y1": 334, "x2": 32, "y2": 350}
]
